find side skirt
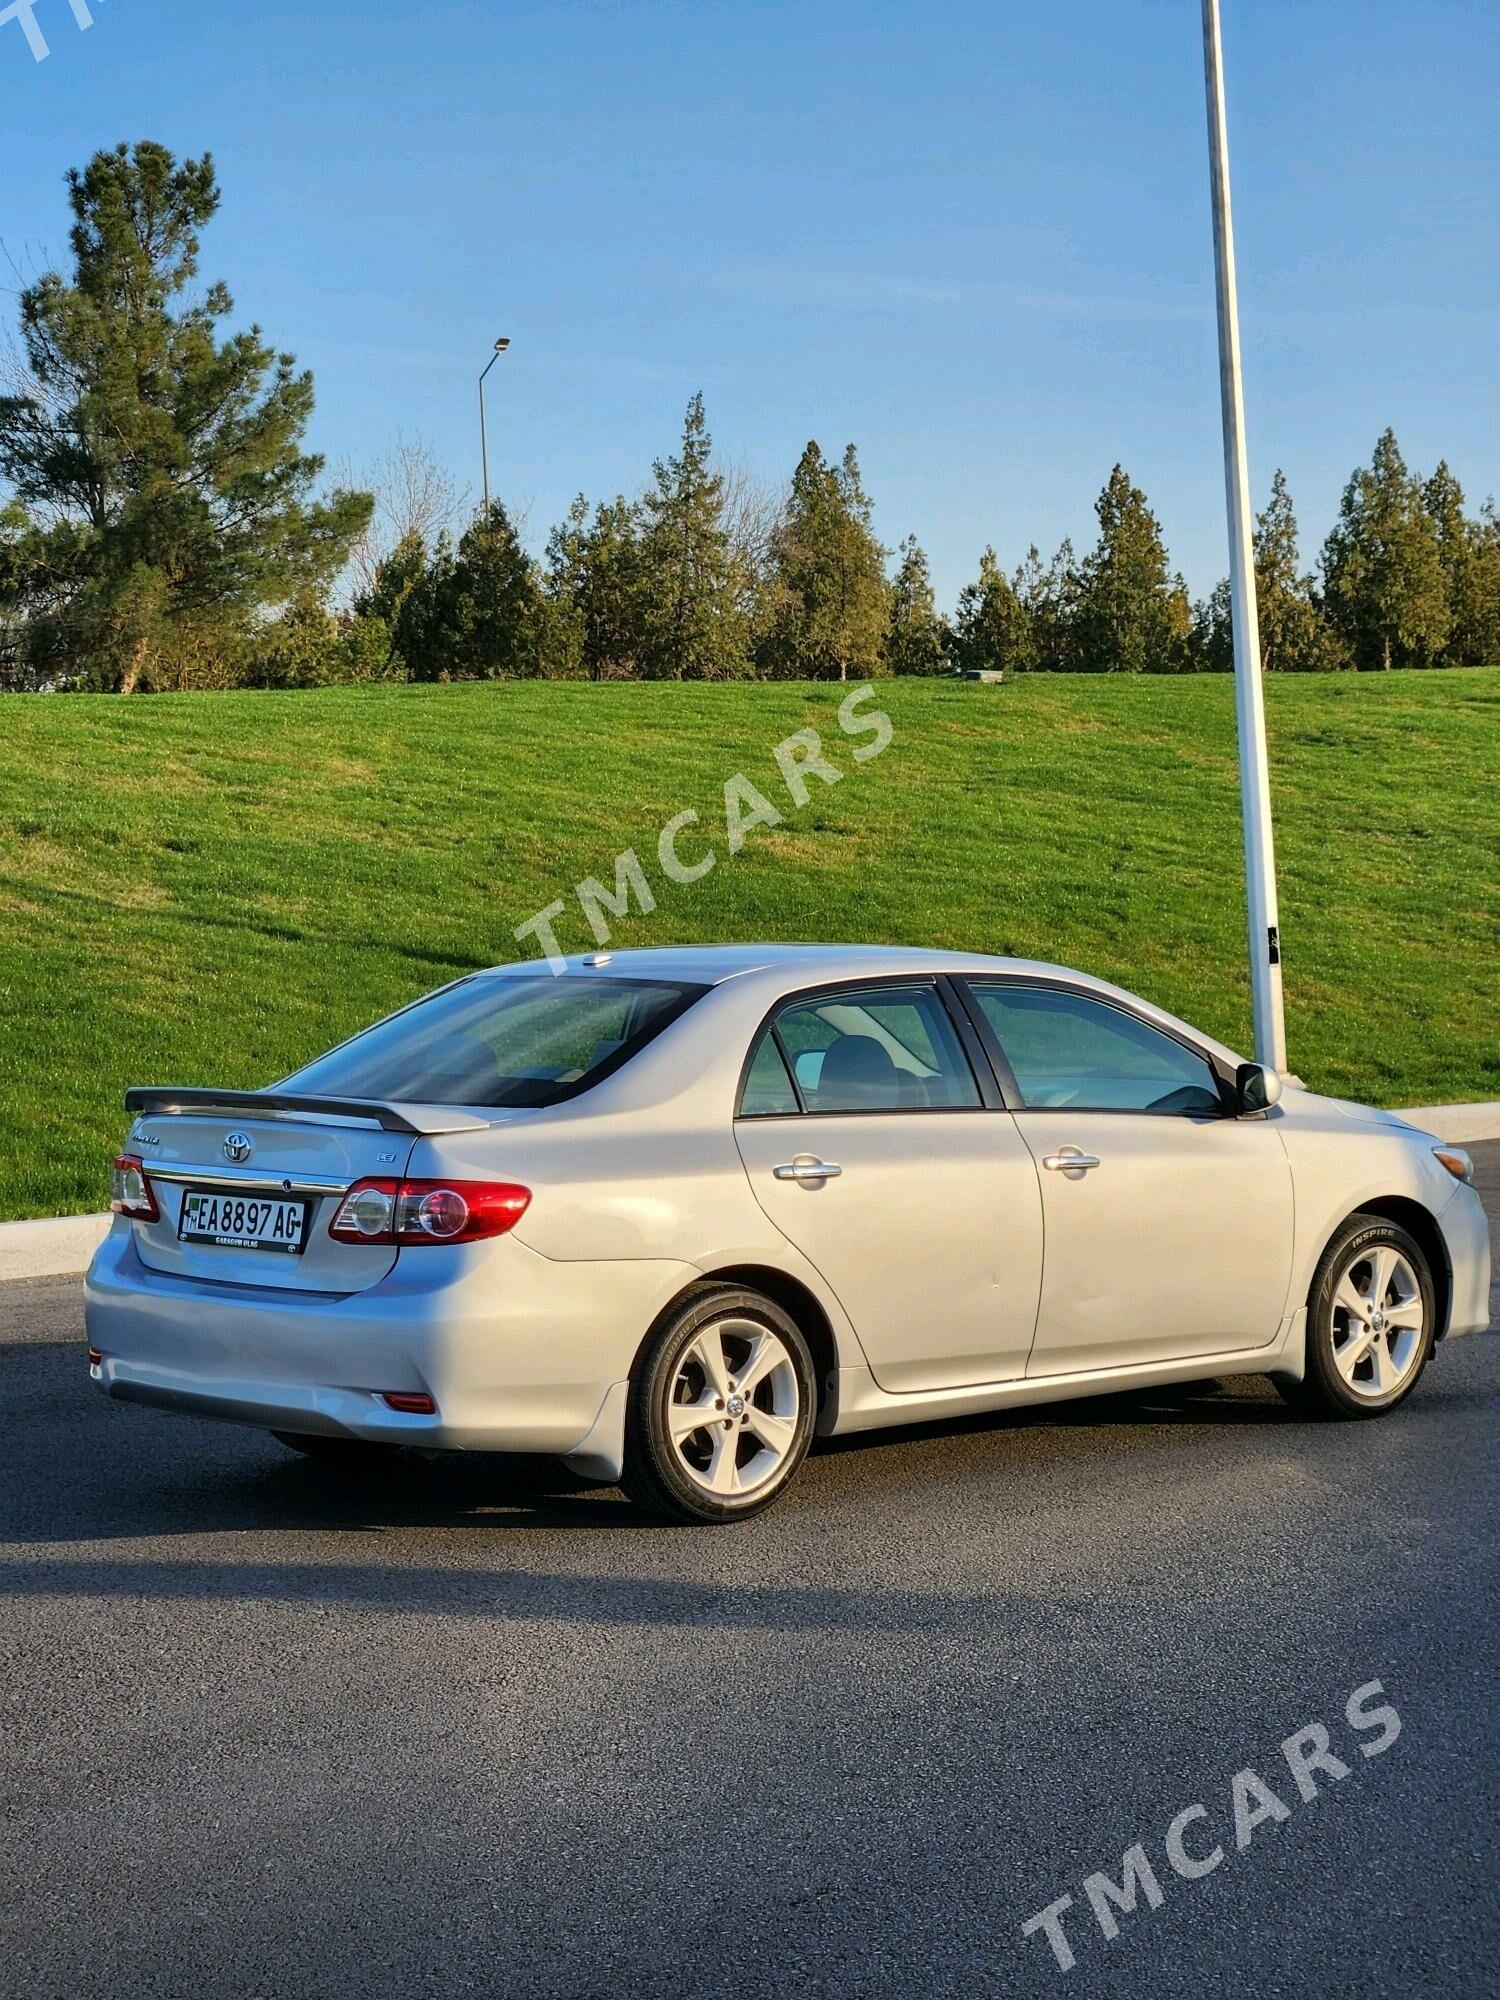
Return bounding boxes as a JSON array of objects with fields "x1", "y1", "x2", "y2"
[{"x1": 824, "y1": 1308, "x2": 1309, "y2": 1437}]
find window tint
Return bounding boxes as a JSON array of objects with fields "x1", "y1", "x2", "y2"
[
  {"x1": 755, "y1": 984, "x2": 981, "y2": 1114},
  {"x1": 739, "y1": 1033, "x2": 800, "y2": 1116},
  {"x1": 283, "y1": 977, "x2": 702, "y2": 1109},
  {"x1": 970, "y1": 983, "x2": 1223, "y2": 1115}
]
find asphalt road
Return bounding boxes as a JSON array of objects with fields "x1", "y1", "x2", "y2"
[{"x1": 3, "y1": 1148, "x2": 1496, "y2": 2000}]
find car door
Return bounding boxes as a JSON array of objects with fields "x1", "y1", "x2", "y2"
[
  {"x1": 957, "y1": 978, "x2": 1294, "y2": 1377},
  {"x1": 732, "y1": 978, "x2": 1044, "y2": 1394}
]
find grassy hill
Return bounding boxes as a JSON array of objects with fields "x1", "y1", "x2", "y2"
[{"x1": 1, "y1": 670, "x2": 1496, "y2": 1220}]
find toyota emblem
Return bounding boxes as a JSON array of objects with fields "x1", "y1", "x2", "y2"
[{"x1": 223, "y1": 1131, "x2": 254, "y2": 1165}]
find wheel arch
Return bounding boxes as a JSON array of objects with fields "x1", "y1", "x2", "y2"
[
  {"x1": 644, "y1": 1265, "x2": 841, "y2": 1418},
  {"x1": 1322, "y1": 1197, "x2": 1452, "y2": 1338}
]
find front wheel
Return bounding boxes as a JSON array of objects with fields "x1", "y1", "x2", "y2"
[
  {"x1": 1276, "y1": 1214, "x2": 1435, "y2": 1420},
  {"x1": 621, "y1": 1285, "x2": 817, "y2": 1523}
]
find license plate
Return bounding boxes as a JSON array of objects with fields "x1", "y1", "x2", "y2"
[{"x1": 178, "y1": 1189, "x2": 310, "y2": 1254}]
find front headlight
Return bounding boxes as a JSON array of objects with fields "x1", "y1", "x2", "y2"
[{"x1": 1433, "y1": 1147, "x2": 1474, "y2": 1184}]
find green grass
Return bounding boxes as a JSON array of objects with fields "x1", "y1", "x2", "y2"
[{"x1": 1, "y1": 671, "x2": 1496, "y2": 1220}]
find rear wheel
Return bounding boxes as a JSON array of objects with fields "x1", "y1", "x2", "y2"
[
  {"x1": 1276, "y1": 1214, "x2": 1435, "y2": 1420},
  {"x1": 270, "y1": 1431, "x2": 401, "y2": 1463},
  {"x1": 621, "y1": 1285, "x2": 817, "y2": 1524}
]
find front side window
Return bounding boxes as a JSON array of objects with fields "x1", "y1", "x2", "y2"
[
  {"x1": 968, "y1": 982, "x2": 1223, "y2": 1116},
  {"x1": 283, "y1": 976, "x2": 704, "y2": 1109},
  {"x1": 741, "y1": 983, "x2": 982, "y2": 1115}
]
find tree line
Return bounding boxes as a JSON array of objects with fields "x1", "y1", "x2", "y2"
[{"x1": 2, "y1": 143, "x2": 1497, "y2": 693}]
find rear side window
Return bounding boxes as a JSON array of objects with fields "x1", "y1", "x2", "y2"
[
  {"x1": 741, "y1": 983, "x2": 982, "y2": 1115},
  {"x1": 740, "y1": 1035, "x2": 799, "y2": 1116},
  {"x1": 282, "y1": 977, "x2": 704, "y2": 1109},
  {"x1": 968, "y1": 982, "x2": 1223, "y2": 1115}
]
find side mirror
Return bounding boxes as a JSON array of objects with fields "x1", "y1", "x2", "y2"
[{"x1": 1235, "y1": 1061, "x2": 1283, "y2": 1114}]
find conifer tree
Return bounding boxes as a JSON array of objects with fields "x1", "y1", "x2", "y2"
[
  {"x1": 885, "y1": 536, "x2": 950, "y2": 675},
  {"x1": 1198, "y1": 471, "x2": 1340, "y2": 672},
  {"x1": 637, "y1": 393, "x2": 747, "y2": 679},
  {"x1": 1322, "y1": 430, "x2": 1450, "y2": 669},
  {"x1": 1013, "y1": 542, "x2": 1084, "y2": 672},
  {"x1": 399, "y1": 502, "x2": 546, "y2": 680},
  {"x1": 0, "y1": 142, "x2": 370, "y2": 690},
  {"x1": 1423, "y1": 462, "x2": 1500, "y2": 668},
  {"x1": 951, "y1": 547, "x2": 1036, "y2": 675},
  {"x1": 1072, "y1": 466, "x2": 1191, "y2": 672},
  {"x1": 761, "y1": 441, "x2": 889, "y2": 679},
  {"x1": 572, "y1": 496, "x2": 649, "y2": 681}
]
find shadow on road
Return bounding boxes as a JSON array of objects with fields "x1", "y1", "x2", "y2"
[
  {"x1": 5, "y1": 1329, "x2": 1492, "y2": 1589},
  {"x1": 0, "y1": 1544, "x2": 1103, "y2": 1632},
  {"x1": 3, "y1": 1334, "x2": 1316, "y2": 1551}
]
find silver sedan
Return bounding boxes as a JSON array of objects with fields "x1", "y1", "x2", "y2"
[{"x1": 86, "y1": 945, "x2": 1490, "y2": 1523}]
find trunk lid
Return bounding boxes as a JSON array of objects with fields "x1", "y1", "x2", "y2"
[{"x1": 123, "y1": 1090, "x2": 490, "y2": 1294}]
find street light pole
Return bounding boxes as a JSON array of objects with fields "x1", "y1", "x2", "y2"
[
  {"x1": 478, "y1": 336, "x2": 511, "y2": 513},
  {"x1": 1201, "y1": 0, "x2": 1287, "y2": 1072}
]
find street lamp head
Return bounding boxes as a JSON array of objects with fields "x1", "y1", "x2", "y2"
[{"x1": 494, "y1": 336, "x2": 511, "y2": 352}]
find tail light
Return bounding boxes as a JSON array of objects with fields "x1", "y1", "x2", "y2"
[
  {"x1": 110, "y1": 1156, "x2": 159, "y2": 1222},
  {"x1": 328, "y1": 1177, "x2": 531, "y2": 1246}
]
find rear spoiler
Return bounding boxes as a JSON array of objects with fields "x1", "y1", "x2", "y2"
[{"x1": 123, "y1": 1087, "x2": 492, "y2": 1136}]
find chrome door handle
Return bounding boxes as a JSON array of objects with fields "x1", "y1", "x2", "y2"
[
  {"x1": 773, "y1": 1158, "x2": 843, "y2": 1182},
  {"x1": 1043, "y1": 1149, "x2": 1101, "y2": 1172}
]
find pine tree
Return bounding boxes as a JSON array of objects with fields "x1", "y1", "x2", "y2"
[
  {"x1": 1254, "y1": 471, "x2": 1331, "y2": 670},
  {"x1": 1072, "y1": 466, "x2": 1192, "y2": 672},
  {"x1": 399, "y1": 502, "x2": 546, "y2": 680},
  {"x1": 1322, "y1": 430, "x2": 1450, "y2": 669},
  {"x1": 951, "y1": 547, "x2": 1036, "y2": 675},
  {"x1": 885, "y1": 536, "x2": 950, "y2": 675},
  {"x1": 356, "y1": 529, "x2": 430, "y2": 676},
  {"x1": 1014, "y1": 542, "x2": 1084, "y2": 672},
  {"x1": 0, "y1": 142, "x2": 370, "y2": 690},
  {"x1": 568, "y1": 496, "x2": 649, "y2": 681},
  {"x1": 1470, "y1": 502, "x2": 1500, "y2": 666},
  {"x1": 833, "y1": 446, "x2": 892, "y2": 678},
  {"x1": 1423, "y1": 462, "x2": 1500, "y2": 668},
  {"x1": 760, "y1": 441, "x2": 890, "y2": 680},
  {"x1": 637, "y1": 393, "x2": 748, "y2": 680},
  {"x1": 1198, "y1": 470, "x2": 1340, "y2": 673},
  {"x1": 539, "y1": 495, "x2": 589, "y2": 679}
]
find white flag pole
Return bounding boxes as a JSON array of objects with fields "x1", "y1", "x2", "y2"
[{"x1": 1201, "y1": 0, "x2": 1287, "y2": 1071}]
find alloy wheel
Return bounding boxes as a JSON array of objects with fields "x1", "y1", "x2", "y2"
[
  {"x1": 1329, "y1": 1243, "x2": 1426, "y2": 1402},
  {"x1": 665, "y1": 1316, "x2": 801, "y2": 1501}
]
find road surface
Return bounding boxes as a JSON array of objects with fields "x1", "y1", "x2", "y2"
[{"x1": 2, "y1": 1145, "x2": 1495, "y2": 1998}]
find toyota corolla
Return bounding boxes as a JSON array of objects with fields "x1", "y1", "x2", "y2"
[{"x1": 85, "y1": 946, "x2": 1490, "y2": 1522}]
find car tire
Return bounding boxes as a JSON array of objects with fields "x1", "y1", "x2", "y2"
[
  {"x1": 1275, "y1": 1212, "x2": 1436, "y2": 1420},
  {"x1": 270, "y1": 1430, "x2": 402, "y2": 1462},
  {"x1": 621, "y1": 1284, "x2": 818, "y2": 1524}
]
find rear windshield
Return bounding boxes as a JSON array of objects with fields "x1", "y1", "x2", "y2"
[{"x1": 281, "y1": 976, "x2": 705, "y2": 1109}]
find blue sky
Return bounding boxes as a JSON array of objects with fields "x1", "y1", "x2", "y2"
[{"x1": 3, "y1": 0, "x2": 1496, "y2": 607}]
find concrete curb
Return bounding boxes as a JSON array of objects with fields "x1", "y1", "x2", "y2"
[
  {"x1": 0, "y1": 1212, "x2": 110, "y2": 1283},
  {"x1": 1395, "y1": 1103, "x2": 1500, "y2": 1145},
  {"x1": 2, "y1": 1101, "x2": 1496, "y2": 1285}
]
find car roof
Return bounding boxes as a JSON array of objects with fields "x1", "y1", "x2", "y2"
[
  {"x1": 478, "y1": 942, "x2": 1072, "y2": 984},
  {"x1": 475, "y1": 943, "x2": 1245, "y2": 1065}
]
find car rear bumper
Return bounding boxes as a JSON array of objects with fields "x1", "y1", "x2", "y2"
[{"x1": 85, "y1": 1219, "x2": 694, "y2": 1460}]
